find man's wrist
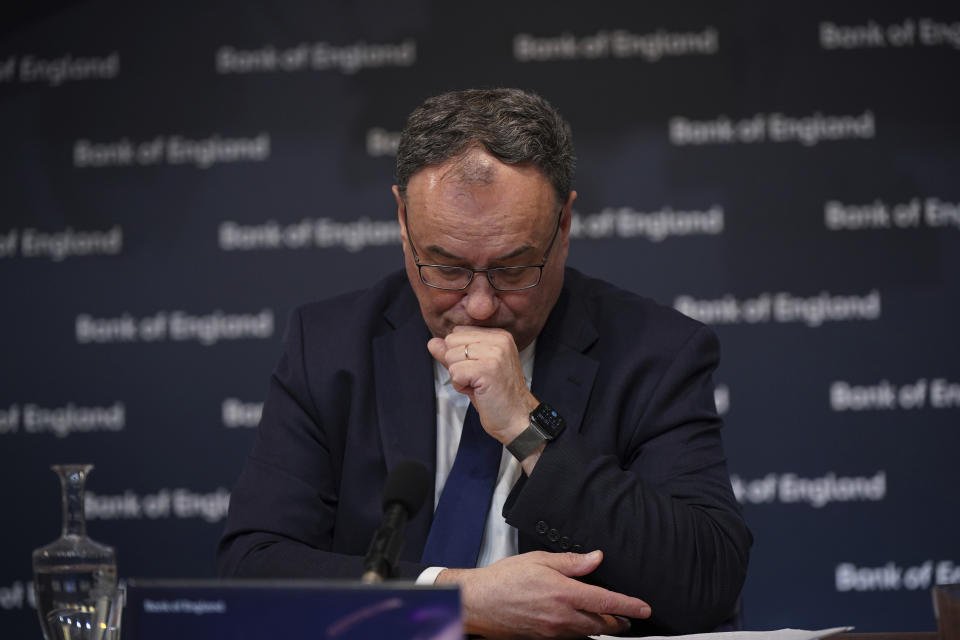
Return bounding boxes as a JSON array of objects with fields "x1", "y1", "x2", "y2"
[
  {"x1": 506, "y1": 401, "x2": 566, "y2": 463},
  {"x1": 498, "y1": 394, "x2": 540, "y2": 445},
  {"x1": 433, "y1": 567, "x2": 469, "y2": 586}
]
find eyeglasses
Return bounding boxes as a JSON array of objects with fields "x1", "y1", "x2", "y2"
[{"x1": 404, "y1": 208, "x2": 563, "y2": 291}]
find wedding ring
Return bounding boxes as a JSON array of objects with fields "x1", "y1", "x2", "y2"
[{"x1": 464, "y1": 344, "x2": 471, "y2": 360}]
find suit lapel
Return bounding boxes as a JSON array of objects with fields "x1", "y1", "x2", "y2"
[
  {"x1": 513, "y1": 272, "x2": 600, "y2": 551},
  {"x1": 372, "y1": 288, "x2": 437, "y2": 552},
  {"x1": 372, "y1": 291, "x2": 437, "y2": 473},
  {"x1": 531, "y1": 271, "x2": 600, "y2": 435}
]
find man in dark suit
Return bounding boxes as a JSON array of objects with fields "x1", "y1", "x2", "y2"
[{"x1": 218, "y1": 88, "x2": 751, "y2": 637}]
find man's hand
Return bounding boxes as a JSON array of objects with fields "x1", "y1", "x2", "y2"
[
  {"x1": 435, "y1": 550, "x2": 652, "y2": 639},
  {"x1": 428, "y1": 326, "x2": 538, "y2": 445}
]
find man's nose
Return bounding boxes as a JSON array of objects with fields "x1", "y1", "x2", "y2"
[{"x1": 463, "y1": 273, "x2": 498, "y2": 320}]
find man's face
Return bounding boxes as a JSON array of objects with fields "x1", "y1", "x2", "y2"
[{"x1": 394, "y1": 149, "x2": 574, "y2": 351}]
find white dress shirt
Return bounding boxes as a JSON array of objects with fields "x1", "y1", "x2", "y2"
[{"x1": 416, "y1": 341, "x2": 536, "y2": 584}]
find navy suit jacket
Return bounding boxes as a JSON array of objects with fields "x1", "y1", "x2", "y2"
[{"x1": 217, "y1": 268, "x2": 751, "y2": 634}]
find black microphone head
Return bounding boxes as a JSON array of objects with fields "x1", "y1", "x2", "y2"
[{"x1": 382, "y1": 460, "x2": 430, "y2": 517}]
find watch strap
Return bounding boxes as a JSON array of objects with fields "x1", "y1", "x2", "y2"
[{"x1": 506, "y1": 421, "x2": 548, "y2": 461}]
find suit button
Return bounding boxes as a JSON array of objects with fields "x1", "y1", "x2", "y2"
[
  {"x1": 536, "y1": 520, "x2": 548, "y2": 534},
  {"x1": 548, "y1": 528, "x2": 560, "y2": 542},
  {"x1": 573, "y1": 544, "x2": 583, "y2": 553},
  {"x1": 559, "y1": 537, "x2": 571, "y2": 550}
]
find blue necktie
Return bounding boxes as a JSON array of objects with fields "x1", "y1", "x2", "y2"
[{"x1": 421, "y1": 404, "x2": 502, "y2": 568}]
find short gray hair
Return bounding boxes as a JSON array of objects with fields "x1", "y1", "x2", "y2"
[{"x1": 395, "y1": 88, "x2": 575, "y2": 204}]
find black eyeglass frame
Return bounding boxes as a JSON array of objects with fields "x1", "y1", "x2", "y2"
[{"x1": 402, "y1": 207, "x2": 564, "y2": 292}]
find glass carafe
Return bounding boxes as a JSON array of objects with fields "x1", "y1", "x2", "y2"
[{"x1": 32, "y1": 464, "x2": 118, "y2": 640}]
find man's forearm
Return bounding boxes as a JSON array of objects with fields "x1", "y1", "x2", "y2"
[
  {"x1": 218, "y1": 530, "x2": 428, "y2": 581},
  {"x1": 505, "y1": 427, "x2": 750, "y2": 634}
]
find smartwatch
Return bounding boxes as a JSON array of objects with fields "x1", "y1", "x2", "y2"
[{"x1": 507, "y1": 403, "x2": 566, "y2": 461}]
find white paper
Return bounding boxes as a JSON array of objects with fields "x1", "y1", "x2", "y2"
[{"x1": 593, "y1": 625, "x2": 854, "y2": 640}]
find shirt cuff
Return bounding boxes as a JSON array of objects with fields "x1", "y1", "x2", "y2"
[{"x1": 415, "y1": 566, "x2": 446, "y2": 585}]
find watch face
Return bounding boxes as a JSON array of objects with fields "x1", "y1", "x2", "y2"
[{"x1": 531, "y1": 403, "x2": 566, "y2": 437}]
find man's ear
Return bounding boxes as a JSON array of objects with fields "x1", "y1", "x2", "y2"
[
  {"x1": 559, "y1": 190, "x2": 577, "y2": 249},
  {"x1": 392, "y1": 185, "x2": 409, "y2": 244}
]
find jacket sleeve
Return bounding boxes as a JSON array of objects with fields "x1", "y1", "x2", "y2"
[
  {"x1": 503, "y1": 325, "x2": 751, "y2": 634},
  {"x1": 216, "y1": 306, "x2": 427, "y2": 581}
]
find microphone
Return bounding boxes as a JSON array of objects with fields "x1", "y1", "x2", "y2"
[{"x1": 361, "y1": 460, "x2": 431, "y2": 583}]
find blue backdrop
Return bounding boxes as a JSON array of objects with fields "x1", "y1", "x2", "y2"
[{"x1": 2, "y1": 1, "x2": 958, "y2": 637}]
